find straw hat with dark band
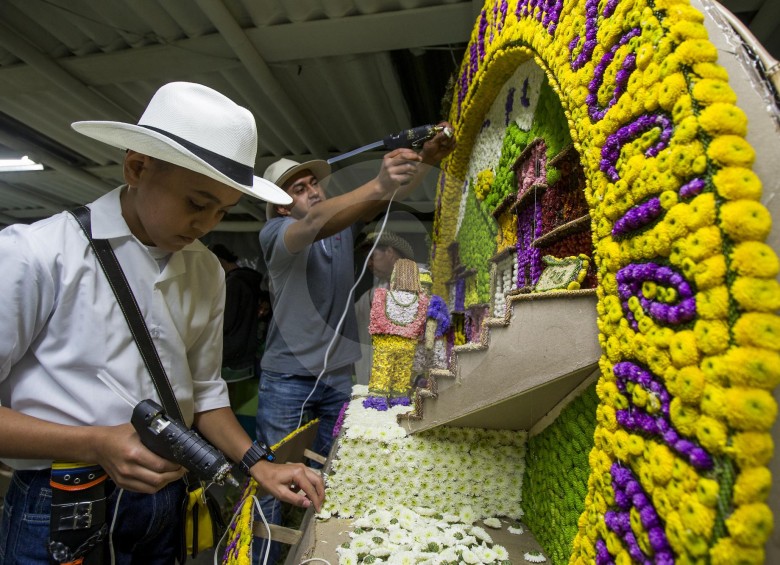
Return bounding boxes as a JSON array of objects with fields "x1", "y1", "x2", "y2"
[
  {"x1": 71, "y1": 82, "x2": 291, "y2": 205},
  {"x1": 262, "y1": 157, "x2": 331, "y2": 219}
]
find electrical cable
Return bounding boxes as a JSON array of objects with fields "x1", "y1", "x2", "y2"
[{"x1": 108, "y1": 487, "x2": 124, "y2": 565}]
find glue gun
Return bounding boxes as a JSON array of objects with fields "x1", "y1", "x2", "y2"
[
  {"x1": 327, "y1": 124, "x2": 453, "y2": 165},
  {"x1": 131, "y1": 399, "x2": 239, "y2": 487}
]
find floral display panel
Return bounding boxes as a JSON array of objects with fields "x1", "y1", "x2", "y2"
[{"x1": 431, "y1": 1, "x2": 780, "y2": 564}]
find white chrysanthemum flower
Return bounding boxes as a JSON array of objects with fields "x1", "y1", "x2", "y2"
[
  {"x1": 524, "y1": 551, "x2": 547, "y2": 563},
  {"x1": 493, "y1": 545, "x2": 510, "y2": 560},
  {"x1": 470, "y1": 525, "x2": 493, "y2": 544},
  {"x1": 352, "y1": 516, "x2": 372, "y2": 529},
  {"x1": 460, "y1": 547, "x2": 481, "y2": 564},
  {"x1": 388, "y1": 528, "x2": 409, "y2": 545},
  {"x1": 483, "y1": 517, "x2": 502, "y2": 529},
  {"x1": 439, "y1": 546, "x2": 460, "y2": 561},
  {"x1": 315, "y1": 509, "x2": 331, "y2": 520},
  {"x1": 413, "y1": 525, "x2": 441, "y2": 544},
  {"x1": 508, "y1": 524, "x2": 525, "y2": 535},
  {"x1": 459, "y1": 505, "x2": 477, "y2": 525},
  {"x1": 414, "y1": 506, "x2": 437, "y2": 517},
  {"x1": 475, "y1": 545, "x2": 499, "y2": 563},
  {"x1": 349, "y1": 534, "x2": 375, "y2": 554},
  {"x1": 388, "y1": 551, "x2": 417, "y2": 565},
  {"x1": 370, "y1": 546, "x2": 392, "y2": 557},
  {"x1": 442, "y1": 513, "x2": 460, "y2": 523},
  {"x1": 336, "y1": 547, "x2": 358, "y2": 565}
]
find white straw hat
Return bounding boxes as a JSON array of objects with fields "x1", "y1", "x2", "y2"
[
  {"x1": 263, "y1": 157, "x2": 331, "y2": 218},
  {"x1": 71, "y1": 82, "x2": 292, "y2": 205}
]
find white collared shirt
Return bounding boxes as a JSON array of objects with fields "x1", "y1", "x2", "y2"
[{"x1": 0, "y1": 187, "x2": 229, "y2": 470}]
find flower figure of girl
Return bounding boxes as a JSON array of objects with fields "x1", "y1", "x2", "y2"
[{"x1": 364, "y1": 259, "x2": 429, "y2": 410}]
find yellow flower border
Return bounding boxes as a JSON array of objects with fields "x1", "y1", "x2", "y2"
[{"x1": 433, "y1": 1, "x2": 779, "y2": 563}]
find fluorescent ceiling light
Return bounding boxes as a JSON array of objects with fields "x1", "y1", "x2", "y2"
[{"x1": 0, "y1": 156, "x2": 44, "y2": 172}]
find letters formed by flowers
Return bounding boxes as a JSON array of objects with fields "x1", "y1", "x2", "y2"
[{"x1": 432, "y1": 0, "x2": 780, "y2": 563}]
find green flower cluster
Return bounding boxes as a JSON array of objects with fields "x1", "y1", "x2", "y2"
[{"x1": 523, "y1": 384, "x2": 599, "y2": 565}]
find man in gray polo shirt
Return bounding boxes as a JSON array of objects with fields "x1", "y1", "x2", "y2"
[{"x1": 254, "y1": 127, "x2": 454, "y2": 563}]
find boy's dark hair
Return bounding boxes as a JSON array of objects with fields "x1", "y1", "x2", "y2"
[{"x1": 209, "y1": 243, "x2": 238, "y2": 263}]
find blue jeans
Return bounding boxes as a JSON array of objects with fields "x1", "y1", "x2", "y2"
[
  {"x1": 0, "y1": 469, "x2": 184, "y2": 565},
  {"x1": 252, "y1": 368, "x2": 352, "y2": 565}
]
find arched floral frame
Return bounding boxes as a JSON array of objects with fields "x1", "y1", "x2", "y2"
[{"x1": 432, "y1": 1, "x2": 780, "y2": 563}]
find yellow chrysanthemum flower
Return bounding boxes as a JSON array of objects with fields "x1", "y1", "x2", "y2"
[
  {"x1": 692, "y1": 78, "x2": 737, "y2": 105},
  {"x1": 693, "y1": 255, "x2": 726, "y2": 290},
  {"x1": 733, "y1": 313, "x2": 780, "y2": 350},
  {"x1": 713, "y1": 167, "x2": 763, "y2": 200},
  {"x1": 700, "y1": 383, "x2": 728, "y2": 419},
  {"x1": 731, "y1": 242, "x2": 780, "y2": 278},
  {"x1": 728, "y1": 431, "x2": 774, "y2": 468},
  {"x1": 676, "y1": 39, "x2": 718, "y2": 65},
  {"x1": 649, "y1": 442, "x2": 675, "y2": 485},
  {"x1": 670, "y1": 397, "x2": 700, "y2": 436},
  {"x1": 726, "y1": 503, "x2": 775, "y2": 547},
  {"x1": 732, "y1": 277, "x2": 780, "y2": 312},
  {"x1": 698, "y1": 102, "x2": 748, "y2": 136},
  {"x1": 658, "y1": 72, "x2": 687, "y2": 110},
  {"x1": 725, "y1": 347, "x2": 780, "y2": 389},
  {"x1": 667, "y1": 364, "x2": 706, "y2": 404},
  {"x1": 685, "y1": 193, "x2": 716, "y2": 231},
  {"x1": 707, "y1": 135, "x2": 756, "y2": 168},
  {"x1": 726, "y1": 387, "x2": 778, "y2": 432},
  {"x1": 696, "y1": 286, "x2": 729, "y2": 320},
  {"x1": 669, "y1": 330, "x2": 700, "y2": 368},
  {"x1": 692, "y1": 62, "x2": 729, "y2": 81},
  {"x1": 733, "y1": 466, "x2": 773, "y2": 505},
  {"x1": 693, "y1": 319, "x2": 729, "y2": 355},
  {"x1": 695, "y1": 414, "x2": 728, "y2": 453},
  {"x1": 710, "y1": 537, "x2": 765, "y2": 565},
  {"x1": 696, "y1": 477, "x2": 720, "y2": 508},
  {"x1": 720, "y1": 200, "x2": 772, "y2": 242},
  {"x1": 679, "y1": 492, "x2": 716, "y2": 536}
]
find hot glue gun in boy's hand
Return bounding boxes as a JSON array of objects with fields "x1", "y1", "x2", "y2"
[{"x1": 131, "y1": 399, "x2": 239, "y2": 487}]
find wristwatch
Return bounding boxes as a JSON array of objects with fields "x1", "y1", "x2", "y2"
[{"x1": 238, "y1": 441, "x2": 276, "y2": 476}]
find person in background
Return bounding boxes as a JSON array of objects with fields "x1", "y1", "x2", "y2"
[
  {"x1": 255, "y1": 124, "x2": 455, "y2": 563},
  {"x1": 210, "y1": 243, "x2": 264, "y2": 382},
  {"x1": 353, "y1": 231, "x2": 415, "y2": 385},
  {"x1": 0, "y1": 81, "x2": 323, "y2": 565}
]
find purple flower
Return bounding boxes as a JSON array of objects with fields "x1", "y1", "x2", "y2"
[
  {"x1": 363, "y1": 396, "x2": 389, "y2": 411},
  {"x1": 427, "y1": 295, "x2": 451, "y2": 336},
  {"x1": 331, "y1": 401, "x2": 350, "y2": 438},
  {"x1": 389, "y1": 396, "x2": 411, "y2": 407},
  {"x1": 596, "y1": 540, "x2": 613, "y2": 565},
  {"x1": 648, "y1": 526, "x2": 669, "y2": 552},
  {"x1": 680, "y1": 177, "x2": 706, "y2": 200}
]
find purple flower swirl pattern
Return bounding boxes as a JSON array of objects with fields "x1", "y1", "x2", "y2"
[
  {"x1": 516, "y1": 0, "x2": 564, "y2": 36},
  {"x1": 596, "y1": 464, "x2": 674, "y2": 565},
  {"x1": 587, "y1": 28, "x2": 640, "y2": 121},
  {"x1": 600, "y1": 114, "x2": 673, "y2": 182},
  {"x1": 616, "y1": 262, "x2": 696, "y2": 329},
  {"x1": 613, "y1": 361, "x2": 713, "y2": 470}
]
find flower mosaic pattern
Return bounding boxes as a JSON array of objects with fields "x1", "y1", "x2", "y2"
[{"x1": 432, "y1": 0, "x2": 780, "y2": 563}]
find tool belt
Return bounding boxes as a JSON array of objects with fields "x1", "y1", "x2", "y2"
[{"x1": 48, "y1": 462, "x2": 108, "y2": 565}]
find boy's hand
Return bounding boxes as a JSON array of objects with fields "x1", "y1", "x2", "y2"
[
  {"x1": 93, "y1": 423, "x2": 186, "y2": 493},
  {"x1": 251, "y1": 460, "x2": 325, "y2": 511}
]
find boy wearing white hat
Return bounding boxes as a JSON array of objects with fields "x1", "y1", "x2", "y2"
[
  {"x1": 0, "y1": 82, "x2": 323, "y2": 563},
  {"x1": 255, "y1": 128, "x2": 454, "y2": 562}
]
